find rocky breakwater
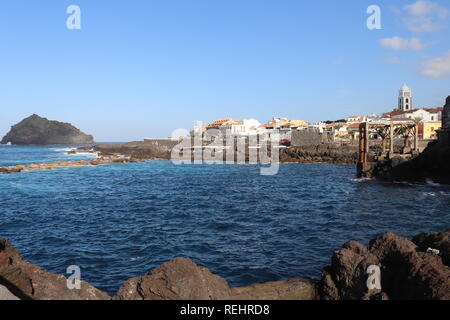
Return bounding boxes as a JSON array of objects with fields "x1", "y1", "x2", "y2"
[
  {"x1": 85, "y1": 140, "x2": 179, "y2": 161},
  {"x1": 280, "y1": 144, "x2": 358, "y2": 164},
  {"x1": 1, "y1": 230, "x2": 449, "y2": 300},
  {"x1": 1, "y1": 114, "x2": 94, "y2": 145},
  {"x1": 0, "y1": 155, "x2": 132, "y2": 174},
  {"x1": 87, "y1": 141, "x2": 359, "y2": 164}
]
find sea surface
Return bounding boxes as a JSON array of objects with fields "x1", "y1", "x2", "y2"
[{"x1": 1, "y1": 145, "x2": 449, "y2": 296}]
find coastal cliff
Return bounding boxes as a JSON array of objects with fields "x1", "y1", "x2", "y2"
[
  {"x1": 1, "y1": 114, "x2": 94, "y2": 145},
  {"x1": 1, "y1": 230, "x2": 449, "y2": 300}
]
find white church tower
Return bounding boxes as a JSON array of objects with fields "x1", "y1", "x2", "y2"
[{"x1": 398, "y1": 84, "x2": 412, "y2": 111}]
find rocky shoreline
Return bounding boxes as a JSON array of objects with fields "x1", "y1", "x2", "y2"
[
  {"x1": 0, "y1": 143, "x2": 358, "y2": 175},
  {"x1": 280, "y1": 144, "x2": 358, "y2": 164},
  {"x1": 1, "y1": 230, "x2": 449, "y2": 300},
  {"x1": 0, "y1": 154, "x2": 136, "y2": 174},
  {"x1": 90, "y1": 142, "x2": 358, "y2": 165},
  {"x1": 371, "y1": 141, "x2": 450, "y2": 184},
  {"x1": 363, "y1": 96, "x2": 450, "y2": 184}
]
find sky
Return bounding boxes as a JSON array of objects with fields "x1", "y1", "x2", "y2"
[{"x1": 0, "y1": 0, "x2": 449, "y2": 141}]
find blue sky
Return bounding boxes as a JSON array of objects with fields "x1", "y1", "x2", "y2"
[{"x1": 1, "y1": 0, "x2": 449, "y2": 141}]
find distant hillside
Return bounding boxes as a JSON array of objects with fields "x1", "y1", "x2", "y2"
[{"x1": 1, "y1": 114, "x2": 94, "y2": 145}]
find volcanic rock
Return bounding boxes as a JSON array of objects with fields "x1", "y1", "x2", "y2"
[
  {"x1": 413, "y1": 230, "x2": 450, "y2": 267},
  {"x1": 280, "y1": 144, "x2": 358, "y2": 164},
  {"x1": 320, "y1": 233, "x2": 450, "y2": 300},
  {"x1": 230, "y1": 278, "x2": 318, "y2": 300},
  {"x1": 115, "y1": 258, "x2": 232, "y2": 300},
  {"x1": 1, "y1": 114, "x2": 94, "y2": 145},
  {"x1": 370, "y1": 233, "x2": 450, "y2": 300},
  {"x1": 372, "y1": 95, "x2": 450, "y2": 184},
  {"x1": 0, "y1": 238, "x2": 110, "y2": 300},
  {"x1": 319, "y1": 241, "x2": 380, "y2": 300}
]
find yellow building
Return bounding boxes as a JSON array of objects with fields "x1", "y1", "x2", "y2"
[
  {"x1": 280, "y1": 120, "x2": 309, "y2": 128},
  {"x1": 206, "y1": 118, "x2": 239, "y2": 129},
  {"x1": 419, "y1": 121, "x2": 442, "y2": 139}
]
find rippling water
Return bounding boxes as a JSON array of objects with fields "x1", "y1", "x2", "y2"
[{"x1": 0, "y1": 145, "x2": 449, "y2": 295}]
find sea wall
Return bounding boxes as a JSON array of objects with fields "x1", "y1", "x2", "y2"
[
  {"x1": 280, "y1": 144, "x2": 358, "y2": 164},
  {"x1": 1, "y1": 230, "x2": 449, "y2": 300},
  {"x1": 291, "y1": 130, "x2": 330, "y2": 147}
]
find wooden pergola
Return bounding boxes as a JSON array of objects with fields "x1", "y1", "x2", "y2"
[{"x1": 358, "y1": 120, "x2": 419, "y2": 174}]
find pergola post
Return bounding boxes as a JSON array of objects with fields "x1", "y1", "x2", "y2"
[
  {"x1": 364, "y1": 122, "x2": 369, "y2": 163},
  {"x1": 381, "y1": 127, "x2": 387, "y2": 153},
  {"x1": 359, "y1": 123, "x2": 365, "y2": 164},
  {"x1": 414, "y1": 124, "x2": 419, "y2": 152},
  {"x1": 390, "y1": 122, "x2": 394, "y2": 154}
]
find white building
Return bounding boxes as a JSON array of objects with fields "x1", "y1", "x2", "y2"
[
  {"x1": 242, "y1": 119, "x2": 262, "y2": 134},
  {"x1": 347, "y1": 116, "x2": 367, "y2": 124},
  {"x1": 205, "y1": 118, "x2": 262, "y2": 136},
  {"x1": 390, "y1": 108, "x2": 443, "y2": 122},
  {"x1": 399, "y1": 84, "x2": 412, "y2": 111},
  {"x1": 307, "y1": 122, "x2": 326, "y2": 133}
]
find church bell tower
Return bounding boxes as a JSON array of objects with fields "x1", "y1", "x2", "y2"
[{"x1": 398, "y1": 84, "x2": 412, "y2": 111}]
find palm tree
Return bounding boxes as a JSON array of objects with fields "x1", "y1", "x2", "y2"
[{"x1": 413, "y1": 117, "x2": 423, "y2": 125}]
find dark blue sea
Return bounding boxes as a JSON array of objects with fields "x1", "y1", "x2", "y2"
[{"x1": 1, "y1": 145, "x2": 449, "y2": 295}]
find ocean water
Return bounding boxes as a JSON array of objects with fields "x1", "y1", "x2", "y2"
[{"x1": 0, "y1": 145, "x2": 449, "y2": 296}]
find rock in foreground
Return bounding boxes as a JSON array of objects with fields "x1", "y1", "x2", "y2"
[
  {"x1": 320, "y1": 232, "x2": 450, "y2": 300},
  {"x1": 1, "y1": 231, "x2": 449, "y2": 300},
  {"x1": 1, "y1": 114, "x2": 94, "y2": 145},
  {"x1": 115, "y1": 258, "x2": 317, "y2": 300},
  {"x1": 413, "y1": 230, "x2": 450, "y2": 267},
  {"x1": 0, "y1": 238, "x2": 110, "y2": 300},
  {"x1": 230, "y1": 278, "x2": 317, "y2": 300},
  {"x1": 115, "y1": 258, "x2": 232, "y2": 300},
  {"x1": 115, "y1": 257, "x2": 318, "y2": 300}
]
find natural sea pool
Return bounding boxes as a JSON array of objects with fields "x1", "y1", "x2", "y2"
[{"x1": 1, "y1": 145, "x2": 449, "y2": 295}]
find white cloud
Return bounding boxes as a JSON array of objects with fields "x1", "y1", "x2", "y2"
[
  {"x1": 420, "y1": 51, "x2": 450, "y2": 78},
  {"x1": 403, "y1": 1, "x2": 449, "y2": 32},
  {"x1": 404, "y1": 1, "x2": 448, "y2": 17},
  {"x1": 378, "y1": 37, "x2": 425, "y2": 51},
  {"x1": 405, "y1": 16, "x2": 441, "y2": 32}
]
